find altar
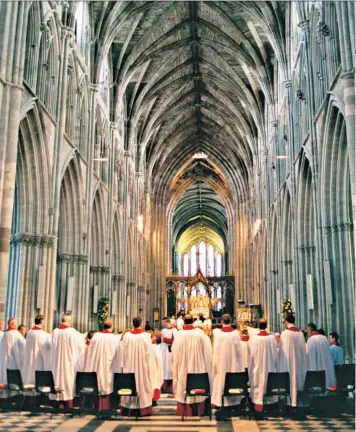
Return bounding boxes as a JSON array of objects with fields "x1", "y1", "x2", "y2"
[{"x1": 191, "y1": 307, "x2": 210, "y2": 318}]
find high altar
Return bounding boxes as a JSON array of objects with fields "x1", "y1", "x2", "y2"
[{"x1": 165, "y1": 268, "x2": 235, "y2": 319}]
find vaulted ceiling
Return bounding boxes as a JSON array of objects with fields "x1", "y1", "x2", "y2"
[{"x1": 86, "y1": 0, "x2": 287, "y2": 249}]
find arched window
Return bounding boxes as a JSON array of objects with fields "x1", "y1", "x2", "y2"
[
  {"x1": 216, "y1": 253, "x2": 222, "y2": 277},
  {"x1": 208, "y1": 245, "x2": 214, "y2": 276},
  {"x1": 191, "y1": 245, "x2": 197, "y2": 275},
  {"x1": 183, "y1": 254, "x2": 189, "y2": 277},
  {"x1": 199, "y1": 241, "x2": 206, "y2": 275}
]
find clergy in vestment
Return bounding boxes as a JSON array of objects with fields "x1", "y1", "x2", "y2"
[
  {"x1": 160, "y1": 317, "x2": 178, "y2": 393},
  {"x1": 249, "y1": 319, "x2": 278, "y2": 412},
  {"x1": 0, "y1": 317, "x2": 26, "y2": 385},
  {"x1": 212, "y1": 314, "x2": 244, "y2": 410},
  {"x1": 149, "y1": 331, "x2": 164, "y2": 405},
  {"x1": 85, "y1": 319, "x2": 121, "y2": 410},
  {"x1": 278, "y1": 315, "x2": 308, "y2": 407},
  {"x1": 240, "y1": 329, "x2": 250, "y2": 370},
  {"x1": 177, "y1": 315, "x2": 184, "y2": 331},
  {"x1": 51, "y1": 314, "x2": 85, "y2": 408},
  {"x1": 22, "y1": 314, "x2": 52, "y2": 386},
  {"x1": 172, "y1": 314, "x2": 212, "y2": 416},
  {"x1": 306, "y1": 323, "x2": 336, "y2": 389},
  {"x1": 120, "y1": 316, "x2": 154, "y2": 416}
]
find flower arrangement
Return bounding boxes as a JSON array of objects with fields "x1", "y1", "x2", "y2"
[
  {"x1": 282, "y1": 298, "x2": 293, "y2": 321},
  {"x1": 98, "y1": 296, "x2": 110, "y2": 330}
]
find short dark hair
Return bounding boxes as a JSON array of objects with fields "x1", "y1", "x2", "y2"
[
  {"x1": 133, "y1": 316, "x2": 142, "y2": 328},
  {"x1": 329, "y1": 332, "x2": 340, "y2": 345},
  {"x1": 307, "y1": 322, "x2": 317, "y2": 331},
  {"x1": 184, "y1": 315, "x2": 193, "y2": 325},
  {"x1": 318, "y1": 328, "x2": 325, "y2": 336},
  {"x1": 87, "y1": 330, "x2": 96, "y2": 340},
  {"x1": 259, "y1": 319, "x2": 267, "y2": 330},
  {"x1": 285, "y1": 314, "x2": 295, "y2": 324},
  {"x1": 222, "y1": 314, "x2": 231, "y2": 325},
  {"x1": 103, "y1": 322, "x2": 111, "y2": 330},
  {"x1": 18, "y1": 324, "x2": 26, "y2": 331},
  {"x1": 145, "y1": 322, "x2": 152, "y2": 331},
  {"x1": 35, "y1": 314, "x2": 44, "y2": 325}
]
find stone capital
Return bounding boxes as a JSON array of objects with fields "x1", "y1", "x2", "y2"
[
  {"x1": 124, "y1": 150, "x2": 131, "y2": 158},
  {"x1": 283, "y1": 79, "x2": 292, "y2": 89},
  {"x1": 298, "y1": 20, "x2": 310, "y2": 33}
]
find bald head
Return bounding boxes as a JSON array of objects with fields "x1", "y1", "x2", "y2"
[
  {"x1": 62, "y1": 314, "x2": 72, "y2": 326},
  {"x1": 8, "y1": 317, "x2": 17, "y2": 330},
  {"x1": 103, "y1": 318, "x2": 113, "y2": 330},
  {"x1": 0, "y1": 319, "x2": 4, "y2": 331}
]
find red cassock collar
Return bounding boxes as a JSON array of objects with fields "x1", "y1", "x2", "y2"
[
  {"x1": 183, "y1": 324, "x2": 195, "y2": 330},
  {"x1": 131, "y1": 328, "x2": 143, "y2": 334},
  {"x1": 310, "y1": 331, "x2": 319, "y2": 337},
  {"x1": 6, "y1": 327, "x2": 17, "y2": 331},
  {"x1": 257, "y1": 330, "x2": 270, "y2": 336},
  {"x1": 58, "y1": 324, "x2": 70, "y2": 330},
  {"x1": 101, "y1": 329, "x2": 112, "y2": 333},
  {"x1": 32, "y1": 326, "x2": 42, "y2": 331},
  {"x1": 241, "y1": 335, "x2": 250, "y2": 342},
  {"x1": 221, "y1": 326, "x2": 234, "y2": 332},
  {"x1": 287, "y1": 326, "x2": 299, "y2": 332}
]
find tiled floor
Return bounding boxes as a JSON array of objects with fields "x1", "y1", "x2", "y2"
[{"x1": 0, "y1": 396, "x2": 354, "y2": 432}]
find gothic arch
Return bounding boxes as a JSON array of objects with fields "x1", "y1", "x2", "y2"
[{"x1": 319, "y1": 101, "x2": 355, "y2": 359}]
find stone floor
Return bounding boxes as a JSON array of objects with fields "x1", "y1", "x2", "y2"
[{"x1": 0, "y1": 396, "x2": 354, "y2": 432}]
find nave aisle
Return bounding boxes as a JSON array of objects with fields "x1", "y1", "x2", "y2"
[{"x1": 0, "y1": 395, "x2": 354, "y2": 432}]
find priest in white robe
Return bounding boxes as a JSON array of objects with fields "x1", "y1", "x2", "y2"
[
  {"x1": 306, "y1": 323, "x2": 336, "y2": 389},
  {"x1": 22, "y1": 314, "x2": 52, "y2": 386},
  {"x1": 120, "y1": 316, "x2": 153, "y2": 416},
  {"x1": 172, "y1": 314, "x2": 212, "y2": 416},
  {"x1": 240, "y1": 329, "x2": 250, "y2": 370},
  {"x1": 85, "y1": 318, "x2": 121, "y2": 410},
  {"x1": 51, "y1": 314, "x2": 85, "y2": 408},
  {"x1": 160, "y1": 317, "x2": 177, "y2": 393},
  {"x1": 279, "y1": 314, "x2": 308, "y2": 407},
  {"x1": 249, "y1": 319, "x2": 278, "y2": 412},
  {"x1": 212, "y1": 314, "x2": 244, "y2": 410},
  {"x1": 149, "y1": 332, "x2": 164, "y2": 405},
  {"x1": 0, "y1": 317, "x2": 26, "y2": 385},
  {"x1": 177, "y1": 314, "x2": 184, "y2": 331}
]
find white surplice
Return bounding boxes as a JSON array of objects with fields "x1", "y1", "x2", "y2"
[
  {"x1": 85, "y1": 331, "x2": 121, "y2": 395},
  {"x1": 0, "y1": 330, "x2": 26, "y2": 384},
  {"x1": 151, "y1": 344, "x2": 164, "y2": 393},
  {"x1": 160, "y1": 327, "x2": 178, "y2": 380},
  {"x1": 279, "y1": 327, "x2": 308, "y2": 406},
  {"x1": 172, "y1": 327, "x2": 212, "y2": 405},
  {"x1": 22, "y1": 327, "x2": 52, "y2": 386},
  {"x1": 120, "y1": 330, "x2": 153, "y2": 411},
  {"x1": 51, "y1": 326, "x2": 85, "y2": 401},
  {"x1": 307, "y1": 334, "x2": 336, "y2": 388},
  {"x1": 0, "y1": 331, "x2": 4, "y2": 346},
  {"x1": 177, "y1": 318, "x2": 184, "y2": 331},
  {"x1": 249, "y1": 332, "x2": 278, "y2": 407},
  {"x1": 212, "y1": 327, "x2": 244, "y2": 407},
  {"x1": 240, "y1": 337, "x2": 250, "y2": 370}
]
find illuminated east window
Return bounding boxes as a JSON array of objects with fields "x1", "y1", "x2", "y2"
[
  {"x1": 183, "y1": 254, "x2": 189, "y2": 277},
  {"x1": 216, "y1": 253, "x2": 222, "y2": 277},
  {"x1": 199, "y1": 241, "x2": 206, "y2": 275},
  {"x1": 191, "y1": 245, "x2": 197, "y2": 275},
  {"x1": 208, "y1": 245, "x2": 214, "y2": 276}
]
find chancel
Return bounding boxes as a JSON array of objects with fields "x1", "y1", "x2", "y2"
[{"x1": 0, "y1": 1, "x2": 354, "y2": 430}]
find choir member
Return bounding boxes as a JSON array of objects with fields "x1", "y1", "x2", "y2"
[
  {"x1": 120, "y1": 316, "x2": 153, "y2": 416},
  {"x1": 212, "y1": 314, "x2": 244, "y2": 410},
  {"x1": 85, "y1": 318, "x2": 121, "y2": 410},
  {"x1": 150, "y1": 331, "x2": 164, "y2": 406},
  {"x1": 177, "y1": 314, "x2": 184, "y2": 331},
  {"x1": 240, "y1": 329, "x2": 250, "y2": 370},
  {"x1": 22, "y1": 314, "x2": 52, "y2": 386},
  {"x1": 306, "y1": 323, "x2": 336, "y2": 389},
  {"x1": 18, "y1": 324, "x2": 27, "y2": 338},
  {"x1": 0, "y1": 317, "x2": 26, "y2": 385},
  {"x1": 160, "y1": 317, "x2": 177, "y2": 393},
  {"x1": 0, "y1": 319, "x2": 4, "y2": 345},
  {"x1": 172, "y1": 314, "x2": 212, "y2": 416},
  {"x1": 51, "y1": 314, "x2": 85, "y2": 408},
  {"x1": 249, "y1": 319, "x2": 278, "y2": 412},
  {"x1": 279, "y1": 314, "x2": 308, "y2": 407}
]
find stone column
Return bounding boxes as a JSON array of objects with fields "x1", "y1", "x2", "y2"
[{"x1": 0, "y1": 2, "x2": 30, "y2": 319}]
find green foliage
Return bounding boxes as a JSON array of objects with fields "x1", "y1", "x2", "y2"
[
  {"x1": 98, "y1": 296, "x2": 110, "y2": 330},
  {"x1": 281, "y1": 298, "x2": 293, "y2": 321}
]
